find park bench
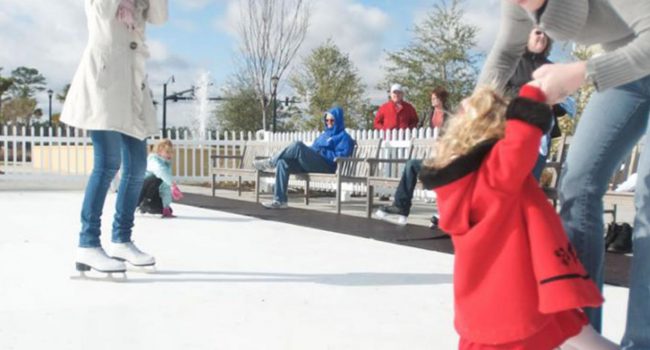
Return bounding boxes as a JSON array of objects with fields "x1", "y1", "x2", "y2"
[
  {"x1": 256, "y1": 139, "x2": 383, "y2": 214},
  {"x1": 365, "y1": 138, "x2": 437, "y2": 218},
  {"x1": 210, "y1": 140, "x2": 290, "y2": 201}
]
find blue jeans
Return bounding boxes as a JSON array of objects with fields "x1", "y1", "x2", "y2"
[
  {"x1": 559, "y1": 75, "x2": 650, "y2": 349},
  {"x1": 392, "y1": 159, "x2": 423, "y2": 216},
  {"x1": 79, "y1": 131, "x2": 147, "y2": 247},
  {"x1": 532, "y1": 150, "x2": 549, "y2": 181},
  {"x1": 271, "y1": 141, "x2": 335, "y2": 203}
]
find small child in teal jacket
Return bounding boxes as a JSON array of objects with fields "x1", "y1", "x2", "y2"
[{"x1": 137, "y1": 139, "x2": 183, "y2": 217}]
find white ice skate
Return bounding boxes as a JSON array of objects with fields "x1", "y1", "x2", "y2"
[
  {"x1": 72, "y1": 247, "x2": 127, "y2": 281},
  {"x1": 108, "y1": 241, "x2": 156, "y2": 271}
]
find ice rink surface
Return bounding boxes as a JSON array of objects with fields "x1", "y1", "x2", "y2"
[{"x1": 0, "y1": 191, "x2": 628, "y2": 350}]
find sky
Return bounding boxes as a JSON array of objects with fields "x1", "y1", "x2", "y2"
[{"x1": 0, "y1": 0, "x2": 528, "y2": 127}]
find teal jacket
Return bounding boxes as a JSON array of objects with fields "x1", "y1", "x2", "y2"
[{"x1": 145, "y1": 154, "x2": 173, "y2": 207}]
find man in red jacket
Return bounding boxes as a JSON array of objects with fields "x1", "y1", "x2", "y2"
[{"x1": 373, "y1": 84, "x2": 418, "y2": 130}]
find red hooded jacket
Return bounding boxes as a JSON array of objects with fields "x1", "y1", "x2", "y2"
[
  {"x1": 419, "y1": 86, "x2": 603, "y2": 345},
  {"x1": 373, "y1": 100, "x2": 418, "y2": 130}
]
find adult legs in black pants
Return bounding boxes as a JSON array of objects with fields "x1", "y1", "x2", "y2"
[{"x1": 375, "y1": 159, "x2": 436, "y2": 226}]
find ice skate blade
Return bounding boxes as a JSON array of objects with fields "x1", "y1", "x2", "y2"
[
  {"x1": 70, "y1": 262, "x2": 127, "y2": 281},
  {"x1": 69, "y1": 270, "x2": 128, "y2": 282}
]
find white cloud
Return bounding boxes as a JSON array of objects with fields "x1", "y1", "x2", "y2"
[
  {"x1": 216, "y1": 0, "x2": 392, "y2": 103},
  {"x1": 0, "y1": 0, "x2": 197, "y2": 118},
  {"x1": 0, "y1": 0, "x2": 87, "y2": 114},
  {"x1": 0, "y1": 0, "x2": 502, "y2": 124},
  {"x1": 148, "y1": 40, "x2": 171, "y2": 62},
  {"x1": 214, "y1": 0, "x2": 501, "y2": 104},
  {"x1": 464, "y1": 0, "x2": 501, "y2": 52},
  {"x1": 0, "y1": 0, "x2": 86, "y2": 88},
  {"x1": 302, "y1": 0, "x2": 392, "y2": 102}
]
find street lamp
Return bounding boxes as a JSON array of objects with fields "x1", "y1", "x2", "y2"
[
  {"x1": 271, "y1": 75, "x2": 279, "y2": 133},
  {"x1": 47, "y1": 89, "x2": 53, "y2": 126},
  {"x1": 162, "y1": 75, "x2": 175, "y2": 138}
]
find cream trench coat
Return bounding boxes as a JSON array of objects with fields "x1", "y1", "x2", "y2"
[{"x1": 61, "y1": 0, "x2": 168, "y2": 140}]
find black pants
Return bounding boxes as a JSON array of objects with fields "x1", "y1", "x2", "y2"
[{"x1": 138, "y1": 176, "x2": 163, "y2": 214}]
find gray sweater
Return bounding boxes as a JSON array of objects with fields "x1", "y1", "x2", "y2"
[{"x1": 478, "y1": 0, "x2": 650, "y2": 92}]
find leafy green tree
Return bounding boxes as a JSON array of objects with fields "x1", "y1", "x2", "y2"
[
  {"x1": 382, "y1": 0, "x2": 480, "y2": 113},
  {"x1": 0, "y1": 68, "x2": 15, "y2": 123},
  {"x1": 290, "y1": 39, "x2": 367, "y2": 129},
  {"x1": 9, "y1": 66, "x2": 46, "y2": 98}
]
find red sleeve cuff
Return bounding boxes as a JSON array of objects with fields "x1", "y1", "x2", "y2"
[{"x1": 519, "y1": 85, "x2": 547, "y2": 103}]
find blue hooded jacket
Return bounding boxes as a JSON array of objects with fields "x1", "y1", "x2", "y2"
[{"x1": 310, "y1": 107, "x2": 355, "y2": 169}]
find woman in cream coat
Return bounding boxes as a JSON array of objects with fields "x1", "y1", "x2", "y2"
[{"x1": 61, "y1": 0, "x2": 167, "y2": 274}]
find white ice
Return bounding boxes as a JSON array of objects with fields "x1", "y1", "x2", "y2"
[{"x1": 0, "y1": 191, "x2": 628, "y2": 350}]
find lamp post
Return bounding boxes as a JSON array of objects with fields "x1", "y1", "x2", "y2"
[
  {"x1": 271, "y1": 75, "x2": 279, "y2": 133},
  {"x1": 47, "y1": 89, "x2": 53, "y2": 126},
  {"x1": 162, "y1": 75, "x2": 175, "y2": 138}
]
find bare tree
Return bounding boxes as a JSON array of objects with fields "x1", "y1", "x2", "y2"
[{"x1": 238, "y1": 0, "x2": 310, "y2": 131}]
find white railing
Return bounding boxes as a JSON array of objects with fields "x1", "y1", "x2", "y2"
[
  {"x1": 0, "y1": 125, "x2": 437, "y2": 183},
  {"x1": 1, "y1": 124, "x2": 641, "y2": 197}
]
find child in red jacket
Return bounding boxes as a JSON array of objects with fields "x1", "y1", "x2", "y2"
[{"x1": 418, "y1": 84, "x2": 619, "y2": 350}]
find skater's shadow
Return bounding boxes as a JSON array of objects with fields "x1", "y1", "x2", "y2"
[
  {"x1": 171, "y1": 216, "x2": 254, "y2": 222},
  {"x1": 138, "y1": 215, "x2": 254, "y2": 222},
  {"x1": 123, "y1": 270, "x2": 453, "y2": 286}
]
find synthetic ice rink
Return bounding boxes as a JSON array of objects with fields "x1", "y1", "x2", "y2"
[{"x1": 0, "y1": 190, "x2": 629, "y2": 350}]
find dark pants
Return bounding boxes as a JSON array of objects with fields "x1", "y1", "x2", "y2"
[
  {"x1": 138, "y1": 176, "x2": 164, "y2": 214},
  {"x1": 272, "y1": 141, "x2": 335, "y2": 203},
  {"x1": 393, "y1": 159, "x2": 423, "y2": 216}
]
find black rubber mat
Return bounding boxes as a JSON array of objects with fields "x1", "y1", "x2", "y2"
[{"x1": 179, "y1": 192, "x2": 630, "y2": 287}]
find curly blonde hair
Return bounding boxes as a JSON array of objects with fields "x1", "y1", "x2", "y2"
[{"x1": 425, "y1": 86, "x2": 508, "y2": 169}]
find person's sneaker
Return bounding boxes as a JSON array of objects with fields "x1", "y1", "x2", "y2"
[
  {"x1": 108, "y1": 241, "x2": 156, "y2": 266},
  {"x1": 253, "y1": 158, "x2": 274, "y2": 171},
  {"x1": 429, "y1": 215, "x2": 439, "y2": 229},
  {"x1": 76, "y1": 246, "x2": 126, "y2": 273},
  {"x1": 374, "y1": 205, "x2": 408, "y2": 226},
  {"x1": 262, "y1": 200, "x2": 288, "y2": 209}
]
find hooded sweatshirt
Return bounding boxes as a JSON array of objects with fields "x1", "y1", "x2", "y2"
[
  {"x1": 418, "y1": 86, "x2": 603, "y2": 345},
  {"x1": 310, "y1": 107, "x2": 355, "y2": 168}
]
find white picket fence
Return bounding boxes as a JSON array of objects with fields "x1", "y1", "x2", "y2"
[
  {"x1": 0, "y1": 125, "x2": 437, "y2": 185},
  {"x1": 1, "y1": 124, "x2": 642, "y2": 198}
]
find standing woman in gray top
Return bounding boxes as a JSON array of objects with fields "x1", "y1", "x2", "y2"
[{"x1": 478, "y1": 1, "x2": 650, "y2": 349}]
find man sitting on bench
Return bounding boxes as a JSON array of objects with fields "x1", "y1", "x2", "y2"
[{"x1": 253, "y1": 107, "x2": 355, "y2": 209}]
